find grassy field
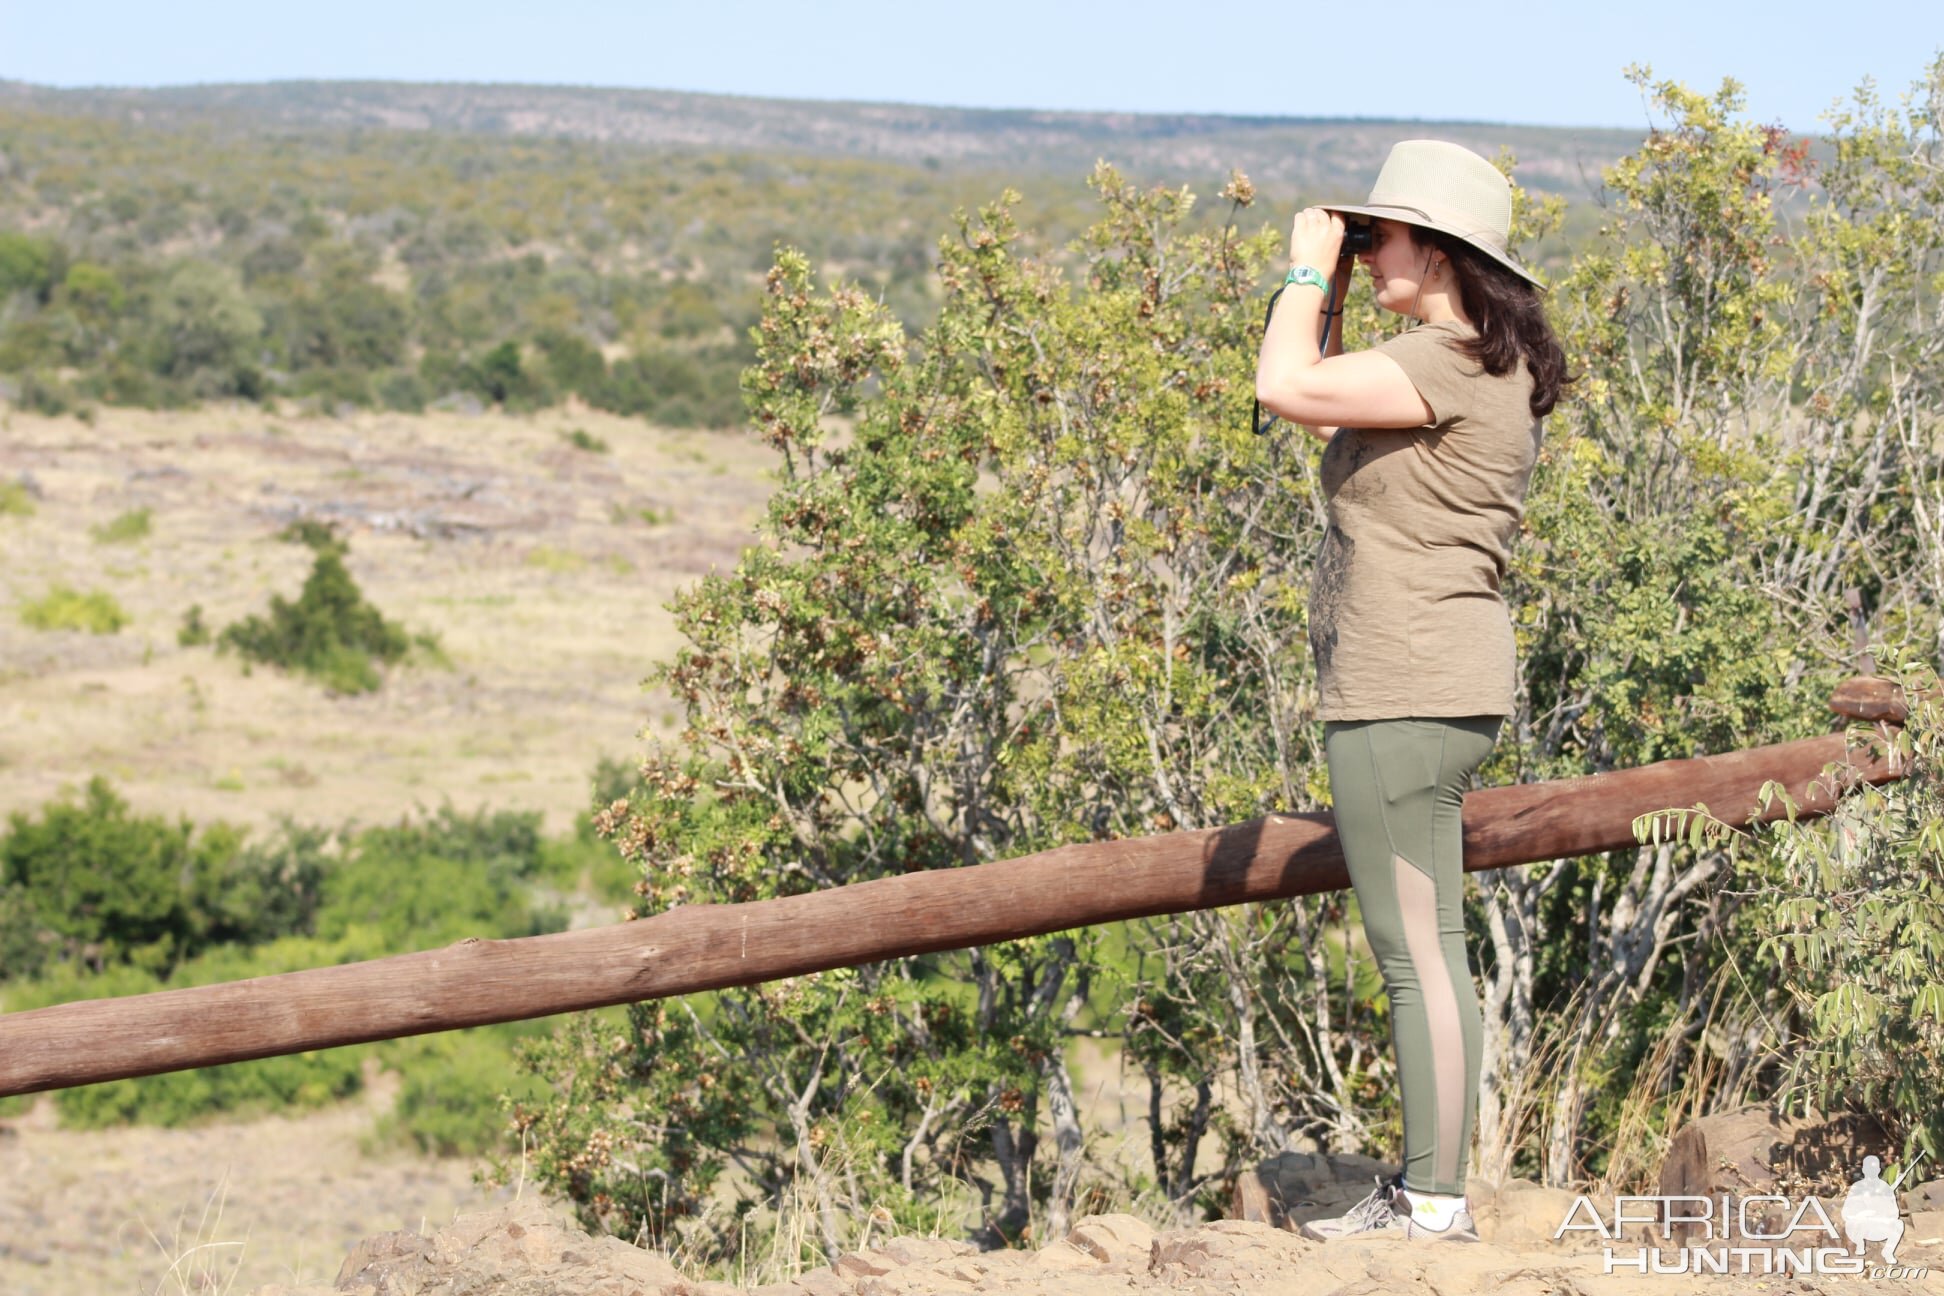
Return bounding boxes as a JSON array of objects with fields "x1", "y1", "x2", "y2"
[{"x1": 0, "y1": 402, "x2": 779, "y2": 836}]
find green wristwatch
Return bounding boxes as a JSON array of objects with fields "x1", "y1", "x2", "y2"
[{"x1": 1285, "y1": 264, "x2": 1332, "y2": 295}]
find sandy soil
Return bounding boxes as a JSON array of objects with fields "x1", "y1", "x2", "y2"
[
  {"x1": 1, "y1": 403, "x2": 779, "y2": 835},
  {"x1": 247, "y1": 1170, "x2": 1944, "y2": 1296},
  {"x1": 0, "y1": 1068, "x2": 516, "y2": 1294}
]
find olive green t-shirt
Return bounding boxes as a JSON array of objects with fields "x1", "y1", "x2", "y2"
[{"x1": 1308, "y1": 319, "x2": 1542, "y2": 721}]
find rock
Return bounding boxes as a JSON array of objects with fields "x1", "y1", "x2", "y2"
[
  {"x1": 1231, "y1": 1167, "x2": 1275, "y2": 1224},
  {"x1": 1065, "y1": 1211, "x2": 1154, "y2": 1264},
  {"x1": 0, "y1": 1239, "x2": 52, "y2": 1265},
  {"x1": 1477, "y1": 1178, "x2": 1589, "y2": 1248},
  {"x1": 1150, "y1": 1218, "x2": 1296, "y2": 1282},
  {"x1": 1908, "y1": 1177, "x2": 1944, "y2": 1213},
  {"x1": 783, "y1": 1269, "x2": 853, "y2": 1296},
  {"x1": 333, "y1": 1229, "x2": 433, "y2": 1287},
  {"x1": 876, "y1": 1236, "x2": 973, "y2": 1266},
  {"x1": 1660, "y1": 1103, "x2": 1895, "y2": 1197},
  {"x1": 314, "y1": 1198, "x2": 683, "y2": 1296},
  {"x1": 833, "y1": 1249, "x2": 897, "y2": 1277},
  {"x1": 1907, "y1": 1209, "x2": 1944, "y2": 1246},
  {"x1": 1029, "y1": 1239, "x2": 1100, "y2": 1270}
]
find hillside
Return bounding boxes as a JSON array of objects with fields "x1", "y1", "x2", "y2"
[{"x1": 0, "y1": 77, "x2": 1642, "y2": 197}]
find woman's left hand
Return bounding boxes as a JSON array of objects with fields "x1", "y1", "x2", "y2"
[{"x1": 1289, "y1": 207, "x2": 1345, "y2": 272}]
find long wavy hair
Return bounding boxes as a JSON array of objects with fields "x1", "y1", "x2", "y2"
[{"x1": 1412, "y1": 227, "x2": 1572, "y2": 418}]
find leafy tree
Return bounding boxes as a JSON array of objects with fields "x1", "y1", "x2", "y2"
[
  {"x1": 511, "y1": 162, "x2": 1375, "y2": 1260},
  {"x1": 0, "y1": 230, "x2": 59, "y2": 302},
  {"x1": 1475, "y1": 60, "x2": 1944, "y2": 1187},
  {"x1": 148, "y1": 259, "x2": 262, "y2": 393}
]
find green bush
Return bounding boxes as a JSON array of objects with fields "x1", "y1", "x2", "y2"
[
  {"x1": 19, "y1": 584, "x2": 129, "y2": 634},
  {"x1": 0, "y1": 481, "x2": 35, "y2": 517},
  {"x1": 218, "y1": 538, "x2": 413, "y2": 693},
  {"x1": 0, "y1": 780, "x2": 331, "y2": 980},
  {"x1": 0, "y1": 231, "x2": 59, "y2": 301},
  {"x1": 57, "y1": 1045, "x2": 366, "y2": 1129},
  {"x1": 178, "y1": 602, "x2": 211, "y2": 646},
  {"x1": 377, "y1": 369, "x2": 429, "y2": 412},
  {"x1": 372, "y1": 1026, "x2": 554, "y2": 1157},
  {"x1": 90, "y1": 507, "x2": 152, "y2": 544},
  {"x1": 560, "y1": 427, "x2": 608, "y2": 453},
  {"x1": 0, "y1": 799, "x2": 574, "y2": 1132},
  {"x1": 317, "y1": 806, "x2": 564, "y2": 948}
]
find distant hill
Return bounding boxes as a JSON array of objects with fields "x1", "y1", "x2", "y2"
[{"x1": 0, "y1": 78, "x2": 1641, "y2": 201}]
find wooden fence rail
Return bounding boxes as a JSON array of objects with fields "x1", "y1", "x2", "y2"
[{"x1": 0, "y1": 677, "x2": 1913, "y2": 1099}]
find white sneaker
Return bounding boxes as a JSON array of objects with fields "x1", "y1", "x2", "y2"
[{"x1": 1298, "y1": 1174, "x2": 1480, "y2": 1243}]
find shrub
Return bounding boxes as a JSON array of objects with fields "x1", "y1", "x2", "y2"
[
  {"x1": 178, "y1": 603, "x2": 211, "y2": 646},
  {"x1": 1, "y1": 801, "x2": 568, "y2": 1132},
  {"x1": 523, "y1": 545, "x2": 585, "y2": 573},
  {"x1": 462, "y1": 340, "x2": 548, "y2": 410},
  {"x1": 377, "y1": 369, "x2": 429, "y2": 412},
  {"x1": 0, "y1": 778, "x2": 257, "y2": 977},
  {"x1": 90, "y1": 507, "x2": 152, "y2": 544},
  {"x1": 1660, "y1": 661, "x2": 1944, "y2": 1165},
  {"x1": 316, "y1": 805, "x2": 564, "y2": 949},
  {"x1": 560, "y1": 427, "x2": 609, "y2": 453},
  {"x1": 372, "y1": 1026, "x2": 554, "y2": 1157},
  {"x1": 149, "y1": 260, "x2": 263, "y2": 395},
  {"x1": 56, "y1": 1043, "x2": 366, "y2": 1129},
  {"x1": 0, "y1": 231, "x2": 59, "y2": 302},
  {"x1": 19, "y1": 584, "x2": 129, "y2": 634},
  {"x1": 218, "y1": 536, "x2": 413, "y2": 693}
]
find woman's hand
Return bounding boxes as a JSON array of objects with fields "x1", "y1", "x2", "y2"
[{"x1": 1288, "y1": 207, "x2": 1345, "y2": 274}]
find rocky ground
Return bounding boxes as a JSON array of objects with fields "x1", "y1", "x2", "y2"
[{"x1": 253, "y1": 1157, "x2": 1944, "y2": 1296}]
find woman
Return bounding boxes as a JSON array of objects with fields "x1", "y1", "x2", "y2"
[{"x1": 1252, "y1": 139, "x2": 1569, "y2": 1243}]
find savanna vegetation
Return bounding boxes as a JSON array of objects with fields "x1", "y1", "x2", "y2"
[
  {"x1": 0, "y1": 104, "x2": 1101, "y2": 425},
  {"x1": 0, "y1": 770, "x2": 638, "y2": 1153},
  {"x1": 209, "y1": 520, "x2": 446, "y2": 694},
  {"x1": 4, "y1": 55, "x2": 1942, "y2": 1288},
  {"x1": 496, "y1": 59, "x2": 1944, "y2": 1278}
]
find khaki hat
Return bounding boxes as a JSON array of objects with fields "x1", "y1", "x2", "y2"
[{"x1": 1321, "y1": 139, "x2": 1544, "y2": 289}]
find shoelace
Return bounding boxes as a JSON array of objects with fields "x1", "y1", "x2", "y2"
[{"x1": 1340, "y1": 1177, "x2": 1401, "y2": 1233}]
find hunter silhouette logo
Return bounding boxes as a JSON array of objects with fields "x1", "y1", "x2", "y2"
[
  {"x1": 1843, "y1": 1155, "x2": 1907, "y2": 1264},
  {"x1": 1555, "y1": 1151, "x2": 1931, "y2": 1279}
]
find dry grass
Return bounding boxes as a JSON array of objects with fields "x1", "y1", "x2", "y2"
[
  {"x1": 0, "y1": 402, "x2": 780, "y2": 835},
  {"x1": 142, "y1": 1174, "x2": 247, "y2": 1296}
]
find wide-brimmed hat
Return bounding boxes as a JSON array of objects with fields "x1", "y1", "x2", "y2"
[{"x1": 1320, "y1": 139, "x2": 1544, "y2": 289}]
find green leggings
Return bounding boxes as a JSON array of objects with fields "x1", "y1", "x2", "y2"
[{"x1": 1323, "y1": 714, "x2": 1502, "y2": 1198}]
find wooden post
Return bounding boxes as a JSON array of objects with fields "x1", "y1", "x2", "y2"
[{"x1": 0, "y1": 679, "x2": 1910, "y2": 1099}]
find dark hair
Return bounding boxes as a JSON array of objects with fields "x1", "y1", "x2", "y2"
[{"x1": 1411, "y1": 228, "x2": 1572, "y2": 418}]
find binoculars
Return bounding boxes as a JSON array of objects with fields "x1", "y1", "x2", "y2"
[{"x1": 1340, "y1": 218, "x2": 1373, "y2": 255}]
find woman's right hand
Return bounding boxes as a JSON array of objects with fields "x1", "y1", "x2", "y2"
[{"x1": 1288, "y1": 207, "x2": 1344, "y2": 276}]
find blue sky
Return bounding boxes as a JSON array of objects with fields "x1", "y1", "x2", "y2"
[{"x1": 1, "y1": 0, "x2": 1937, "y2": 132}]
